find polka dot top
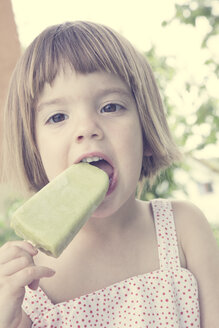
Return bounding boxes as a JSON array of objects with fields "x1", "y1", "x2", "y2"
[{"x1": 22, "y1": 199, "x2": 200, "y2": 327}]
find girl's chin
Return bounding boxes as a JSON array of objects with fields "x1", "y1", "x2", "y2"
[
  {"x1": 91, "y1": 189, "x2": 136, "y2": 220},
  {"x1": 91, "y1": 199, "x2": 111, "y2": 218},
  {"x1": 90, "y1": 194, "x2": 120, "y2": 220}
]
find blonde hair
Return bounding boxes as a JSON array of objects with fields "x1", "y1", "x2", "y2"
[{"x1": 1, "y1": 21, "x2": 181, "y2": 195}]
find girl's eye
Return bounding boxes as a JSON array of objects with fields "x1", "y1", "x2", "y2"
[
  {"x1": 100, "y1": 103, "x2": 125, "y2": 113},
  {"x1": 47, "y1": 113, "x2": 68, "y2": 124}
]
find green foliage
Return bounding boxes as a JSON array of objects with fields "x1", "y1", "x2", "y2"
[
  {"x1": 137, "y1": 164, "x2": 188, "y2": 201},
  {"x1": 164, "y1": 0, "x2": 219, "y2": 77},
  {"x1": 163, "y1": 0, "x2": 219, "y2": 48},
  {"x1": 139, "y1": 48, "x2": 186, "y2": 201},
  {"x1": 0, "y1": 187, "x2": 23, "y2": 246},
  {"x1": 174, "y1": 97, "x2": 219, "y2": 152},
  {"x1": 139, "y1": 0, "x2": 219, "y2": 203},
  {"x1": 145, "y1": 46, "x2": 176, "y2": 117},
  {"x1": 212, "y1": 225, "x2": 219, "y2": 246},
  {"x1": 0, "y1": 214, "x2": 20, "y2": 246}
]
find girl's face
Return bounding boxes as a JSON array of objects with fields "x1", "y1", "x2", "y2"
[{"x1": 35, "y1": 68, "x2": 144, "y2": 217}]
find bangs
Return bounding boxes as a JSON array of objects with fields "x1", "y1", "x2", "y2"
[{"x1": 27, "y1": 22, "x2": 134, "y2": 101}]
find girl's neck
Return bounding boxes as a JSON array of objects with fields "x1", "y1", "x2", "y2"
[{"x1": 80, "y1": 196, "x2": 148, "y2": 243}]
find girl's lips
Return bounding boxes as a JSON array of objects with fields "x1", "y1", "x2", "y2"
[{"x1": 107, "y1": 170, "x2": 117, "y2": 196}]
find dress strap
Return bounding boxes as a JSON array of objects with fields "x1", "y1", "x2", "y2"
[
  {"x1": 151, "y1": 199, "x2": 181, "y2": 270},
  {"x1": 22, "y1": 286, "x2": 55, "y2": 324}
]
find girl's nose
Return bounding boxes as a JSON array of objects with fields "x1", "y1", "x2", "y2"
[{"x1": 75, "y1": 122, "x2": 104, "y2": 144}]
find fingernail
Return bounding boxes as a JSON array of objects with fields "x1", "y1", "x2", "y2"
[
  {"x1": 25, "y1": 240, "x2": 38, "y2": 253},
  {"x1": 48, "y1": 269, "x2": 56, "y2": 275},
  {"x1": 33, "y1": 246, "x2": 38, "y2": 254},
  {"x1": 31, "y1": 246, "x2": 38, "y2": 255}
]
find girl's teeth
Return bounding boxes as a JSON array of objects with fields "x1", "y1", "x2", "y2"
[
  {"x1": 93, "y1": 156, "x2": 101, "y2": 162},
  {"x1": 82, "y1": 156, "x2": 103, "y2": 163}
]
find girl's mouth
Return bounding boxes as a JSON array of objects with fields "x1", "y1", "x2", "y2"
[{"x1": 78, "y1": 155, "x2": 117, "y2": 195}]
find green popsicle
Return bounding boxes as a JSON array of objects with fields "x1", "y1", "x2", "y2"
[{"x1": 11, "y1": 163, "x2": 109, "y2": 257}]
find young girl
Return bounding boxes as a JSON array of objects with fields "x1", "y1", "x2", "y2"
[{"x1": 0, "y1": 21, "x2": 218, "y2": 328}]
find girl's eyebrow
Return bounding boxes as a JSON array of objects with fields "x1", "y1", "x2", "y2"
[
  {"x1": 95, "y1": 87, "x2": 132, "y2": 99},
  {"x1": 37, "y1": 87, "x2": 132, "y2": 112},
  {"x1": 37, "y1": 98, "x2": 67, "y2": 112}
]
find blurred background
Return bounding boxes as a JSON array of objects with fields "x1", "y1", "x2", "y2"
[{"x1": 0, "y1": 0, "x2": 218, "y2": 245}]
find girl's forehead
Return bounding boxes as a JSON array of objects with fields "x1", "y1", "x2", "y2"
[{"x1": 42, "y1": 68, "x2": 131, "y2": 96}]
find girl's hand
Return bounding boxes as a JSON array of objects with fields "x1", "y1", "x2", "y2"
[{"x1": 0, "y1": 240, "x2": 55, "y2": 328}]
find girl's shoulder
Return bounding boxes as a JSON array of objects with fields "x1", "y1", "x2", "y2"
[
  {"x1": 170, "y1": 199, "x2": 217, "y2": 259},
  {"x1": 150, "y1": 198, "x2": 212, "y2": 248},
  {"x1": 171, "y1": 199, "x2": 214, "y2": 246},
  {"x1": 171, "y1": 199, "x2": 210, "y2": 229},
  {"x1": 171, "y1": 199, "x2": 219, "y2": 325}
]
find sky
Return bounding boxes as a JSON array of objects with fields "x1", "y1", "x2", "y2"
[
  {"x1": 11, "y1": 0, "x2": 215, "y2": 58},
  {"x1": 12, "y1": 0, "x2": 177, "y2": 50},
  {"x1": 11, "y1": 0, "x2": 219, "y2": 158}
]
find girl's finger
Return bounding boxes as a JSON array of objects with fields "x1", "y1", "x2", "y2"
[
  {"x1": 0, "y1": 241, "x2": 37, "y2": 265},
  {"x1": 11, "y1": 265, "x2": 55, "y2": 290},
  {"x1": 0, "y1": 254, "x2": 33, "y2": 276},
  {"x1": 1, "y1": 240, "x2": 37, "y2": 255},
  {"x1": 28, "y1": 279, "x2": 40, "y2": 290}
]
